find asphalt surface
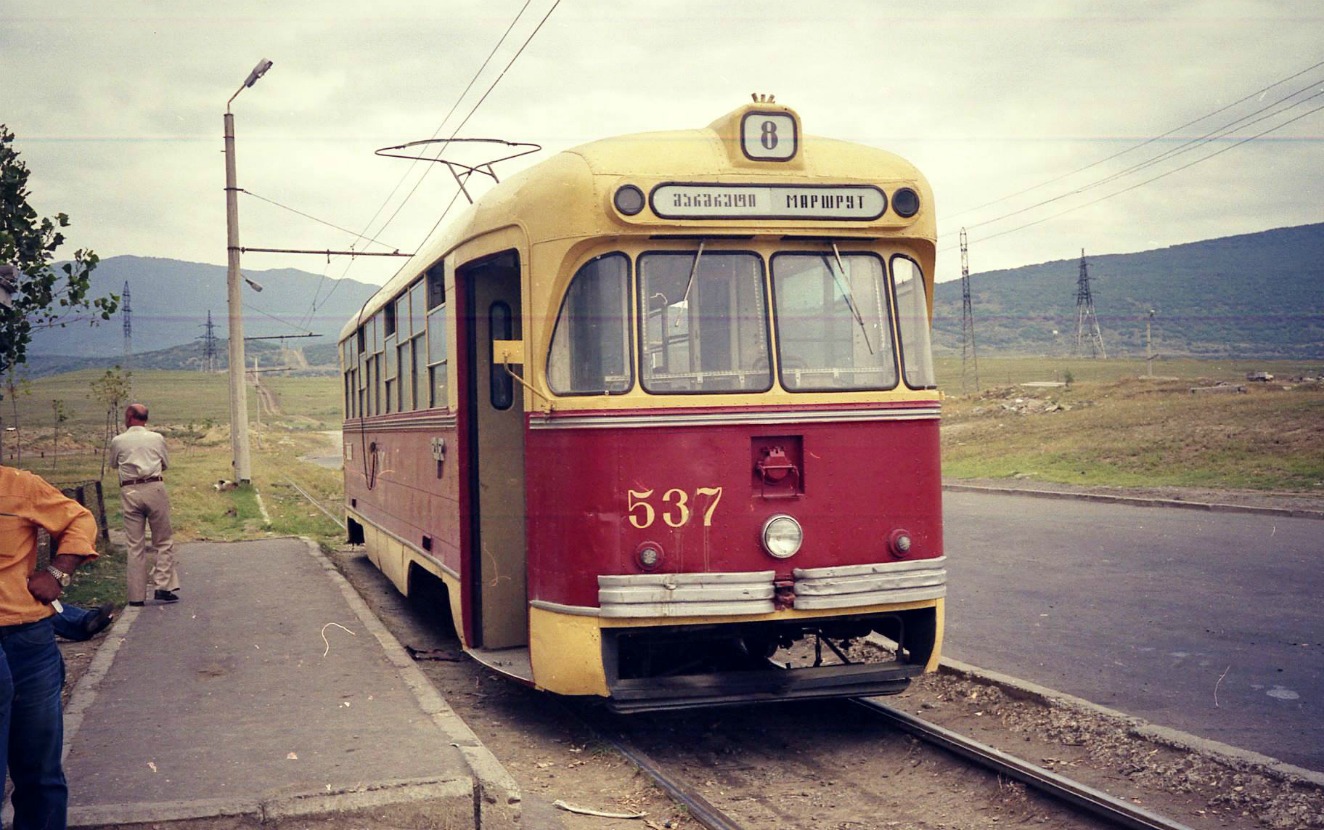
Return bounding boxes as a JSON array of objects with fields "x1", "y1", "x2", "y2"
[
  {"x1": 941, "y1": 488, "x2": 1324, "y2": 773},
  {"x1": 58, "y1": 537, "x2": 520, "y2": 828}
]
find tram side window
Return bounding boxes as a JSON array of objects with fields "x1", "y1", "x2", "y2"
[
  {"x1": 771, "y1": 252, "x2": 898, "y2": 391},
  {"x1": 342, "y1": 338, "x2": 358, "y2": 418},
  {"x1": 428, "y1": 304, "x2": 448, "y2": 407},
  {"x1": 891, "y1": 256, "x2": 936, "y2": 389},
  {"x1": 638, "y1": 251, "x2": 771, "y2": 393},
  {"x1": 548, "y1": 253, "x2": 631, "y2": 395},
  {"x1": 384, "y1": 331, "x2": 397, "y2": 414},
  {"x1": 426, "y1": 263, "x2": 445, "y2": 310},
  {"x1": 368, "y1": 313, "x2": 383, "y2": 416}
]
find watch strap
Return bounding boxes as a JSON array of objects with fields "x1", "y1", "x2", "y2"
[{"x1": 45, "y1": 564, "x2": 71, "y2": 587}]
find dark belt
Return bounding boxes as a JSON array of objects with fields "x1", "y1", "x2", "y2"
[{"x1": 120, "y1": 475, "x2": 163, "y2": 486}]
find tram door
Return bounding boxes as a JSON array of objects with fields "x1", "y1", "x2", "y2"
[{"x1": 461, "y1": 252, "x2": 528, "y2": 650}]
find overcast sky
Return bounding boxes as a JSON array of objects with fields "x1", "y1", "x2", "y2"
[{"x1": 3, "y1": 0, "x2": 1321, "y2": 293}]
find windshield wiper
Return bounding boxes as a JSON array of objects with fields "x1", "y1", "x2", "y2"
[
  {"x1": 825, "y1": 242, "x2": 874, "y2": 355},
  {"x1": 676, "y1": 240, "x2": 706, "y2": 328}
]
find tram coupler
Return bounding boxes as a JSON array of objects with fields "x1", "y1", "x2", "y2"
[{"x1": 773, "y1": 578, "x2": 796, "y2": 610}]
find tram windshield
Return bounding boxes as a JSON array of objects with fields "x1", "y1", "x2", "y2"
[
  {"x1": 638, "y1": 251, "x2": 772, "y2": 393},
  {"x1": 546, "y1": 247, "x2": 933, "y2": 397},
  {"x1": 770, "y1": 252, "x2": 897, "y2": 391}
]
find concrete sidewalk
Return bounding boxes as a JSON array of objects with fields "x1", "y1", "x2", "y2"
[{"x1": 60, "y1": 538, "x2": 521, "y2": 828}]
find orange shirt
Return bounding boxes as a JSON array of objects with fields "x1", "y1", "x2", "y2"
[{"x1": 0, "y1": 465, "x2": 99, "y2": 626}]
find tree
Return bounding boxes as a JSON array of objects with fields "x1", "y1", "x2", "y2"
[
  {"x1": 1, "y1": 366, "x2": 31, "y2": 463},
  {"x1": 0, "y1": 125, "x2": 118, "y2": 378},
  {"x1": 91, "y1": 365, "x2": 132, "y2": 477},
  {"x1": 50, "y1": 397, "x2": 67, "y2": 475}
]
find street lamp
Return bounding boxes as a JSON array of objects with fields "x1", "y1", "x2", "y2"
[{"x1": 223, "y1": 58, "x2": 272, "y2": 483}]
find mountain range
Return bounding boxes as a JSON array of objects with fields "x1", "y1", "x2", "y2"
[
  {"x1": 25, "y1": 256, "x2": 377, "y2": 374},
  {"x1": 932, "y1": 222, "x2": 1324, "y2": 358},
  {"x1": 20, "y1": 222, "x2": 1324, "y2": 375}
]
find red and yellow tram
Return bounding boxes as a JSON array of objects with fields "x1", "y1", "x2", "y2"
[{"x1": 340, "y1": 101, "x2": 945, "y2": 712}]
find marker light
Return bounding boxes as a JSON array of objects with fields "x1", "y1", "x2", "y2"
[
  {"x1": 636, "y1": 543, "x2": 662, "y2": 570},
  {"x1": 889, "y1": 529, "x2": 913, "y2": 557},
  {"x1": 891, "y1": 187, "x2": 920, "y2": 218},
  {"x1": 761, "y1": 515, "x2": 803, "y2": 559},
  {"x1": 614, "y1": 184, "x2": 646, "y2": 216}
]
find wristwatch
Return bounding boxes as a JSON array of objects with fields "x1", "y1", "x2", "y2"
[{"x1": 45, "y1": 565, "x2": 71, "y2": 588}]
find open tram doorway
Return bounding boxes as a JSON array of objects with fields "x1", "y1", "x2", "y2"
[{"x1": 460, "y1": 251, "x2": 528, "y2": 651}]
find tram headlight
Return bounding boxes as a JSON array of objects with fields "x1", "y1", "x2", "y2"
[
  {"x1": 891, "y1": 187, "x2": 920, "y2": 218},
  {"x1": 761, "y1": 514, "x2": 803, "y2": 559},
  {"x1": 613, "y1": 184, "x2": 646, "y2": 216}
]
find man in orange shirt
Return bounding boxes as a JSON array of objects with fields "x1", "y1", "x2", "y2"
[{"x1": 0, "y1": 463, "x2": 99, "y2": 830}]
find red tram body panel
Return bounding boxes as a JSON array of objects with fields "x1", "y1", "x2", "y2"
[{"x1": 524, "y1": 408, "x2": 943, "y2": 609}]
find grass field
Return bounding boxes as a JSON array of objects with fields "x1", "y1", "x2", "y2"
[{"x1": 935, "y1": 355, "x2": 1324, "y2": 491}]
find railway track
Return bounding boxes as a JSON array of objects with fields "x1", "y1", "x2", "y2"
[{"x1": 588, "y1": 697, "x2": 1198, "y2": 830}]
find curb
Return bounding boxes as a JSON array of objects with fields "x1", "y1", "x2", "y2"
[
  {"x1": 302, "y1": 537, "x2": 523, "y2": 829},
  {"x1": 942, "y1": 482, "x2": 1324, "y2": 520},
  {"x1": 938, "y1": 657, "x2": 1324, "y2": 789}
]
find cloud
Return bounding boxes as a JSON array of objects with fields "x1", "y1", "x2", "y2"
[{"x1": 1, "y1": 0, "x2": 1320, "y2": 288}]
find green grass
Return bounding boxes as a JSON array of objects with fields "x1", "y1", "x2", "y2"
[{"x1": 941, "y1": 372, "x2": 1324, "y2": 492}]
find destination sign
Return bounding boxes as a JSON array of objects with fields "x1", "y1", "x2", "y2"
[{"x1": 651, "y1": 184, "x2": 886, "y2": 221}]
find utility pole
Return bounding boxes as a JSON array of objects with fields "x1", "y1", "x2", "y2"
[
  {"x1": 959, "y1": 228, "x2": 979, "y2": 393},
  {"x1": 1146, "y1": 308, "x2": 1155, "y2": 377},
  {"x1": 1074, "y1": 249, "x2": 1106, "y2": 358},
  {"x1": 224, "y1": 58, "x2": 272, "y2": 483},
  {"x1": 121, "y1": 281, "x2": 133, "y2": 398},
  {"x1": 201, "y1": 310, "x2": 217, "y2": 373}
]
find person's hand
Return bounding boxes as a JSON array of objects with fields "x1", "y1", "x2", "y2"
[{"x1": 27, "y1": 570, "x2": 63, "y2": 604}]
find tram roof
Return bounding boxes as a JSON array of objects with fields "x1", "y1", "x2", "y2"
[{"x1": 342, "y1": 103, "x2": 933, "y2": 339}]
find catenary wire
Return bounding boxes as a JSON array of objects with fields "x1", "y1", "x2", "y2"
[
  {"x1": 944, "y1": 57, "x2": 1324, "y2": 220},
  {"x1": 961, "y1": 81, "x2": 1324, "y2": 233},
  {"x1": 960, "y1": 101, "x2": 1324, "y2": 249}
]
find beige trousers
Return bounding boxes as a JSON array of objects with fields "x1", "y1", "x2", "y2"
[{"x1": 121, "y1": 481, "x2": 178, "y2": 602}]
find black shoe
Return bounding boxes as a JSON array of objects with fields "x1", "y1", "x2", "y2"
[
  {"x1": 129, "y1": 601, "x2": 144, "y2": 607},
  {"x1": 83, "y1": 602, "x2": 115, "y2": 637},
  {"x1": 154, "y1": 590, "x2": 180, "y2": 604}
]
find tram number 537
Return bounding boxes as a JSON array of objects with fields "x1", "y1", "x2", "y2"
[{"x1": 628, "y1": 487, "x2": 724, "y2": 529}]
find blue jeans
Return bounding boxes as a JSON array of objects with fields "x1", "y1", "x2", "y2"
[
  {"x1": 1, "y1": 617, "x2": 67, "y2": 830},
  {"x1": 50, "y1": 604, "x2": 94, "y2": 642}
]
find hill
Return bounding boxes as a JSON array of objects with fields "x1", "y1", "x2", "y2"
[
  {"x1": 27, "y1": 256, "x2": 378, "y2": 363},
  {"x1": 933, "y1": 223, "x2": 1324, "y2": 358}
]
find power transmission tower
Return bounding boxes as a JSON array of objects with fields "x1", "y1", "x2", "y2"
[
  {"x1": 201, "y1": 310, "x2": 217, "y2": 372},
  {"x1": 121, "y1": 281, "x2": 134, "y2": 396},
  {"x1": 1074, "y1": 249, "x2": 1107, "y2": 358},
  {"x1": 959, "y1": 228, "x2": 979, "y2": 393}
]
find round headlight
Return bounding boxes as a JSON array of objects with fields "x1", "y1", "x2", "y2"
[
  {"x1": 891, "y1": 187, "x2": 920, "y2": 218},
  {"x1": 614, "y1": 184, "x2": 646, "y2": 216},
  {"x1": 761, "y1": 515, "x2": 803, "y2": 559}
]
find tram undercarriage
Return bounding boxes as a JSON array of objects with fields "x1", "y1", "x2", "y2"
[{"x1": 602, "y1": 608, "x2": 938, "y2": 713}]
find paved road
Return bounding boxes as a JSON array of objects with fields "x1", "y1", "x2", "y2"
[{"x1": 942, "y1": 490, "x2": 1324, "y2": 772}]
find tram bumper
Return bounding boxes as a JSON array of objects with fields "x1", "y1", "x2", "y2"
[{"x1": 604, "y1": 659, "x2": 924, "y2": 714}]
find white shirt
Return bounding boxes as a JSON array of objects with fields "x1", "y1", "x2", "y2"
[{"x1": 109, "y1": 425, "x2": 169, "y2": 482}]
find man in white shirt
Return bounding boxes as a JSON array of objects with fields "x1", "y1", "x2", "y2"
[{"x1": 109, "y1": 403, "x2": 179, "y2": 605}]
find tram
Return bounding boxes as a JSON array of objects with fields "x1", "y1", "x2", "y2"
[{"x1": 339, "y1": 100, "x2": 945, "y2": 712}]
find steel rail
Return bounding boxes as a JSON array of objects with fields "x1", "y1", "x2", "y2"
[
  {"x1": 282, "y1": 477, "x2": 346, "y2": 529},
  {"x1": 603, "y1": 734, "x2": 747, "y2": 830},
  {"x1": 854, "y1": 698, "x2": 1197, "y2": 830}
]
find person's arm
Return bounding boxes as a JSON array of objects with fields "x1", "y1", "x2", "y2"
[{"x1": 23, "y1": 475, "x2": 99, "y2": 603}]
